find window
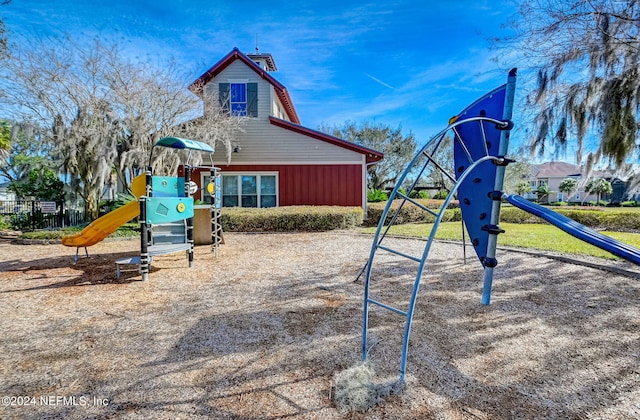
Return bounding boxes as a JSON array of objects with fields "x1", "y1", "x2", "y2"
[
  {"x1": 538, "y1": 179, "x2": 548, "y2": 187},
  {"x1": 219, "y1": 82, "x2": 258, "y2": 117},
  {"x1": 221, "y1": 173, "x2": 277, "y2": 208},
  {"x1": 557, "y1": 193, "x2": 564, "y2": 202},
  {"x1": 230, "y1": 83, "x2": 247, "y2": 116}
]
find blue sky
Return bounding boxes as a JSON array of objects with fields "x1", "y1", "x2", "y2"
[{"x1": 2, "y1": 0, "x2": 540, "y2": 155}]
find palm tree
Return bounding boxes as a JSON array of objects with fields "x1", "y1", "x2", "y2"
[
  {"x1": 516, "y1": 181, "x2": 531, "y2": 197},
  {"x1": 584, "y1": 178, "x2": 612, "y2": 206},
  {"x1": 558, "y1": 178, "x2": 578, "y2": 202},
  {"x1": 536, "y1": 183, "x2": 551, "y2": 204}
]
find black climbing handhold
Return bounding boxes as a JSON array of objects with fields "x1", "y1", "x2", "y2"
[
  {"x1": 483, "y1": 257, "x2": 498, "y2": 268},
  {"x1": 488, "y1": 191, "x2": 503, "y2": 201},
  {"x1": 493, "y1": 156, "x2": 516, "y2": 167},
  {"x1": 482, "y1": 224, "x2": 505, "y2": 235}
]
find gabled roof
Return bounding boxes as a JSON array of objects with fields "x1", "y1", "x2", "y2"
[
  {"x1": 531, "y1": 161, "x2": 617, "y2": 179},
  {"x1": 269, "y1": 116, "x2": 384, "y2": 164},
  {"x1": 189, "y1": 47, "x2": 300, "y2": 124},
  {"x1": 532, "y1": 162, "x2": 581, "y2": 178}
]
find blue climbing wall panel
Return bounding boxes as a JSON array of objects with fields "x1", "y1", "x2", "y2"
[
  {"x1": 453, "y1": 85, "x2": 507, "y2": 266},
  {"x1": 146, "y1": 196, "x2": 194, "y2": 225},
  {"x1": 152, "y1": 176, "x2": 186, "y2": 198}
]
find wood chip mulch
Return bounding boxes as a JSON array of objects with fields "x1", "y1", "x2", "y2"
[{"x1": 0, "y1": 232, "x2": 639, "y2": 419}]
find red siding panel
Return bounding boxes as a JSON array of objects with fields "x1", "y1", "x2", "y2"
[{"x1": 190, "y1": 164, "x2": 363, "y2": 207}]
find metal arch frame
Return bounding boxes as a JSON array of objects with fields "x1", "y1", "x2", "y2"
[
  {"x1": 369, "y1": 116, "x2": 508, "y2": 245},
  {"x1": 361, "y1": 116, "x2": 510, "y2": 383}
]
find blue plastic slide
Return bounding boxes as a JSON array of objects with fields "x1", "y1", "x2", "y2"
[{"x1": 506, "y1": 194, "x2": 640, "y2": 265}]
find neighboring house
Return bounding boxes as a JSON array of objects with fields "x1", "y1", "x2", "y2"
[
  {"x1": 526, "y1": 161, "x2": 637, "y2": 203},
  {"x1": 186, "y1": 48, "x2": 383, "y2": 212},
  {"x1": 0, "y1": 181, "x2": 16, "y2": 201}
]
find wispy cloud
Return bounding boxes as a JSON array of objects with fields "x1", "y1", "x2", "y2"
[
  {"x1": 4, "y1": 0, "x2": 521, "y2": 147},
  {"x1": 364, "y1": 73, "x2": 396, "y2": 90}
]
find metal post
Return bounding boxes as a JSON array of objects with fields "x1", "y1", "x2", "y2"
[
  {"x1": 481, "y1": 68, "x2": 517, "y2": 305},
  {"x1": 211, "y1": 168, "x2": 222, "y2": 257},
  {"x1": 184, "y1": 165, "x2": 194, "y2": 268},
  {"x1": 31, "y1": 200, "x2": 36, "y2": 231},
  {"x1": 140, "y1": 168, "x2": 152, "y2": 281}
]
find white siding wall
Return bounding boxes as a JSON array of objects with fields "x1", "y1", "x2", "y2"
[
  {"x1": 212, "y1": 119, "x2": 363, "y2": 165},
  {"x1": 204, "y1": 60, "x2": 363, "y2": 165}
]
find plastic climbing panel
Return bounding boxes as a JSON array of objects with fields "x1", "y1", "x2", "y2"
[{"x1": 453, "y1": 85, "x2": 508, "y2": 267}]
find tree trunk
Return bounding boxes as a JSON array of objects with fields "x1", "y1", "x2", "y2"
[{"x1": 85, "y1": 196, "x2": 99, "y2": 221}]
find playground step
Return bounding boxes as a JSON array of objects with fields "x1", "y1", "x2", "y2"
[
  {"x1": 151, "y1": 220, "x2": 188, "y2": 246},
  {"x1": 148, "y1": 243, "x2": 191, "y2": 256},
  {"x1": 152, "y1": 222, "x2": 186, "y2": 235},
  {"x1": 116, "y1": 256, "x2": 141, "y2": 278},
  {"x1": 374, "y1": 243, "x2": 422, "y2": 263},
  {"x1": 152, "y1": 234, "x2": 187, "y2": 245},
  {"x1": 366, "y1": 297, "x2": 408, "y2": 317}
]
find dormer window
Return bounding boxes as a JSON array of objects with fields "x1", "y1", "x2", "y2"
[{"x1": 219, "y1": 82, "x2": 258, "y2": 117}]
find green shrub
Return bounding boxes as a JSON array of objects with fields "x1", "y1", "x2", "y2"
[
  {"x1": 396, "y1": 187, "x2": 407, "y2": 197},
  {"x1": 621, "y1": 201, "x2": 638, "y2": 207},
  {"x1": 550, "y1": 201, "x2": 567, "y2": 206},
  {"x1": 0, "y1": 215, "x2": 12, "y2": 230},
  {"x1": 18, "y1": 222, "x2": 141, "y2": 240},
  {"x1": 498, "y1": 207, "x2": 640, "y2": 231},
  {"x1": 432, "y1": 190, "x2": 449, "y2": 199},
  {"x1": 10, "y1": 212, "x2": 34, "y2": 231},
  {"x1": 367, "y1": 189, "x2": 388, "y2": 203},
  {"x1": 221, "y1": 206, "x2": 364, "y2": 232},
  {"x1": 499, "y1": 207, "x2": 544, "y2": 224},
  {"x1": 366, "y1": 200, "x2": 460, "y2": 226},
  {"x1": 408, "y1": 190, "x2": 429, "y2": 199}
]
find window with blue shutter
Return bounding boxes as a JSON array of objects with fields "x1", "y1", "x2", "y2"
[
  {"x1": 230, "y1": 83, "x2": 247, "y2": 116},
  {"x1": 218, "y1": 82, "x2": 258, "y2": 117}
]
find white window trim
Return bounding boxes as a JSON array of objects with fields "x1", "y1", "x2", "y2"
[{"x1": 221, "y1": 171, "x2": 279, "y2": 208}]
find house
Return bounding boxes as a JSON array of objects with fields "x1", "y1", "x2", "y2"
[
  {"x1": 0, "y1": 181, "x2": 16, "y2": 201},
  {"x1": 527, "y1": 161, "x2": 638, "y2": 203},
  {"x1": 185, "y1": 48, "x2": 383, "y2": 212}
]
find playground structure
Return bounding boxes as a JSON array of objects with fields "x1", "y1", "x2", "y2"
[
  {"x1": 62, "y1": 137, "x2": 223, "y2": 279},
  {"x1": 359, "y1": 68, "x2": 640, "y2": 385}
]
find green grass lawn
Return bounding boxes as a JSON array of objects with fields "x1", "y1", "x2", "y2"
[{"x1": 359, "y1": 222, "x2": 640, "y2": 260}]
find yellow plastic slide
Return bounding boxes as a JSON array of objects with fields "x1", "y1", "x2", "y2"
[{"x1": 62, "y1": 174, "x2": 146, "y2": 248}]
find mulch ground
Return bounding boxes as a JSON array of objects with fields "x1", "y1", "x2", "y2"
[{"x1": 0, "y1": 232, "x2": 639, "y2": 419}]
